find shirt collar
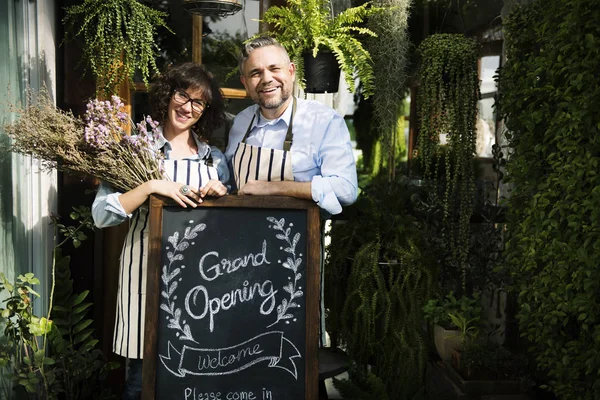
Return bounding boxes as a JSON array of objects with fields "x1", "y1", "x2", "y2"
[
  {"x1": 155, "y1": 126, "x2": 211, "y2": 160},
  {"x1": 251, "y1": 97, "x2": 295, "y2": 129}
]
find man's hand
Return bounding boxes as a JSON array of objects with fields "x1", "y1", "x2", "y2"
[
  {"x1": 200, "y1": 179, "x2": 228, "y2": 198},
  {"x1": 238, "y1": 180, "x2": 312, "y2": 200}
]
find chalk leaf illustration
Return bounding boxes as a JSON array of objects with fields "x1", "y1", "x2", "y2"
[
  {"x1": 267, "y1": 217, "x2": 304, "y2": 328},
  {"x1": 160, "y1": 222, "x2": 206, "y2": 343}
]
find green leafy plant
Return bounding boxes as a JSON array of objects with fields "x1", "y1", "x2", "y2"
[
  {"x1": 422, "y1": 291, "x2": 482, "y2": 330},
  {"x1": 448, "y1": 312, "x2": 479, "y2": 345},
  {"x1": 63, "y1": 0, "x2": 172, "y2": 97},
  {"x1": 258, "y1": 0, "x2": 382, "y2": 97},
  {"x1": 0, "y1": 273, "x2": 54, "y2": 397},
  {"x1": 326, "y1": 179, "x2": 436, "y2": 399},
  {"x1": 332, "y1": 363, "x2": 390, "y2": 400},
  {"x1": 458, "y1": 341, "x2": 529, "y2": 382},
  {"x1": 497, "y1": 0, "x2": 600, "y2": 398},
  {"x1": 415, "y1": 33, "x2": 480, "y2": 291},
  {"x1": 0, "y1": 207, "x2": 117, "y2": 399}
]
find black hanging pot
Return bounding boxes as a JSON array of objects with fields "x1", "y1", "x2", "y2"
[{"x1": 302, "y1": 50, "x2": 341, "y2": 94}]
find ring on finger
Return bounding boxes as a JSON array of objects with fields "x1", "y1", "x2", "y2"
[{"x1": 179, "y1": 185, "x2": 191, "y2": 196}]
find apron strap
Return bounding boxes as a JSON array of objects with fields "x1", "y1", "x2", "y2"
[{"x1": 242, "y1": 97, "x2": 297, "y2": 152}]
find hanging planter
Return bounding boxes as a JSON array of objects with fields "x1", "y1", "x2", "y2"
[
  {"x1": 302, "y1": 51, "x2": 341, "y2": 93},
  {"x1": 258, "y1": 0, "x2": 382, "y2": 98},
  {"x1": 416, "y1": 33, "x2": 480, "y2": 291},
  {"x1": 182, "y1": 0, "x2": 242, "y2": 17}
]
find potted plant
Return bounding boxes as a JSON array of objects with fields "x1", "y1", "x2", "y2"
[
  {"x1": 415, "y1": 33, "x2": 480, "y2": 292},
  {"x1": 446, "y1": 340, "x2": 531, "y2": 396},
  {"x1": 325, "y1": 178, "x2": 436, "y2": 399},
  {"x1": 423, "y1": 291, "x2": 483, "y2": 361},
  {"x1": 258, "y1": 0, "x2": 382, "y2": 97},
  {"x1": 63, "y1": 0, "x2": 172, "y2": 97}
]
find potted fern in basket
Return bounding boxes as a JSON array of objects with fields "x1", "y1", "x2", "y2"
[{"x1": 258, "y1": 0, "x2": 382, "y2": 97}]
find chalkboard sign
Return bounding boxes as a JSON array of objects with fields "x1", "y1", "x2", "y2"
[{"x1": 143, "y1": 195, "x2": 320, "y2": 400}]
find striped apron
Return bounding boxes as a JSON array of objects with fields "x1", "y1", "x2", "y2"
[
  {"x1": 231, "y1": 98, "x2": 327, "y2": 347},
  {"x1": 232, "y1": 98, "x2": 296, "y2": 190},
  {"x1": 113, "y1": 158, "x2": 218, "y2": 359}
]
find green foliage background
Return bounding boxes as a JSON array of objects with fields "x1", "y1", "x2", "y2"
[{"x1": 498, "y1": 0, "x2": 600, "y2": 398}]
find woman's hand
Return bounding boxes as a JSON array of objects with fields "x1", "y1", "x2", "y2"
[
  {"x1": 147, "y1": 180, "x2": 202, "y2": 208},
  {"x1": 200, "y1": 179, "x2": 228, "y2": 198}
]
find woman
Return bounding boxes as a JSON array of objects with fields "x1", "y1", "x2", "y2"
[{"x1": 92, "y1": 63, "x2": 229, "y2": 399}]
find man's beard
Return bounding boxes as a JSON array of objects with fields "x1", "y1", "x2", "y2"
[{"x1": 253, "y1": 86, "x2": 292, "y2": 110}]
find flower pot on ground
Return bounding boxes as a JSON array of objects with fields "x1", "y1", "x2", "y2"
[
  {"x1": 258, "y1": 0, "x2": 382, "y2": 97},
  {"x1": 434, "y1": 325, "x2": 462, "y2": 361},
  {"x1": 423, "y1": 291, "x2": 483, "y2": 361}
]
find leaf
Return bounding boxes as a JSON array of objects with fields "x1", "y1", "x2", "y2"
[
  {"x1": 160, "y1": 303, "x2": 171, "y2": 313},
  {"x1": 187, "y1": 223, "x2": 206, "y2": 239},
  {"x1": 73, "y1": 302, "x2": 93, "y2": 315},
  {"x1": 74, "y1": 329, "x2": 94, "y2": 345},
  {"x1": 177, "y1": 242, "x2": 189, "y2": 252},
  {"x1": 168, "y1": 232, "x2": 179, "y2": 247},
  {"x1": 168, "y1": 281, "x2": 178, "y2": 296},
  {"x1": 43, "y1": 357, "x2": 56, "y2": 365},
  {"x1": 169, "y1": 268, "x2": 181, "y2": 281},
  {"x1": 294, "y1": 290, "x2": 304, "y2": 298},
  {"x1": 73, "y1": 318, "x2": 94, "y2": 335},
  {"x1": 292, "y1": 232, "x2": 300, "y2": 248},
  {"x1": 276, "y1": 234, "x2": 287, "y2": 241}
]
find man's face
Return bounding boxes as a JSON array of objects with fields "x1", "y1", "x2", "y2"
[{"x1": 241, "y1": 46, "x2": 296, "y2": 116}]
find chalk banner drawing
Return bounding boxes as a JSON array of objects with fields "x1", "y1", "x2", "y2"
[{"x1": 155, "y1": 207, "x2": 307, "y2": 400}]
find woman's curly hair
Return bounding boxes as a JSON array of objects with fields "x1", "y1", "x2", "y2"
[{"x1": 149, "y1": 63, "x2": 225, "y2": 140}]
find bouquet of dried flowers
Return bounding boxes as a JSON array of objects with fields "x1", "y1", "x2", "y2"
[{"x1": 3, "y1": 91, "x2": 164, "y2": 193}]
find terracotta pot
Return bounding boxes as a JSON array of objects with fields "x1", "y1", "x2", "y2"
[{"x1": 433, "y1": 324, "x2": 463, "y2": 361}]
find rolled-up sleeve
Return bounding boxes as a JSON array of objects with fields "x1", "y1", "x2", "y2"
[
  {"x1": 310, "y1": 115, "x2": 358, "y2": 215},
  {"x1": 92, "y1": 182, "x2": 131, "y2": 228},
  {"x1": 210, "y1": 146, "x2": 230, "y2": 187}
]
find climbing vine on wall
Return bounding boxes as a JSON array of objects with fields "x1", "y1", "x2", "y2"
[
  {"x1": 416, "y1": 33, "x2": 479, "y2": 291},
  {"x1": 498, "y1": 0, "x2": 600, "y2": 398}
]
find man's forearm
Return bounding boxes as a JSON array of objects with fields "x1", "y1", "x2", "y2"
[{"x1": 239, "y1": 180, "x2": 312, "y2": 201}]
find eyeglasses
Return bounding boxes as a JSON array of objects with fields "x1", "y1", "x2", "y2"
[{"x1": 172, "y1": 90, "x2": 208, "y2": 113}]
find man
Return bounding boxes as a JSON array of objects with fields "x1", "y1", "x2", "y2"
[{"x1": 225, "y1": 36, "x2": 358, "y2": 216}]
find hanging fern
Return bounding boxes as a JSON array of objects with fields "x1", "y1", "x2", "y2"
[
  {"x1": 259, "y1": 0, "x2": 381, "y2": 97},
  {"x1": 416, "y1": 33, "x2": 480, "y2": 291},
  {"x1": 63, "y1": 0, "x2": 172, "y2": 97}
]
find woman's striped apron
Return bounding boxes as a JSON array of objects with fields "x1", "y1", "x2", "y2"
[
  {"x1": 231, "y1": 98, "x2": 327, "y2": 347},
  {"x1": 113, "y1": 158, "x2": 218, "y2": 359}
]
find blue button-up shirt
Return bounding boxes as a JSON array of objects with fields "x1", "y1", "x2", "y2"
[
  {"x1": 92, "y1": 129, "x2": 230, "y2": 228},
  {"x1": 225, "y1": 98, "x2": 358, "y2": 215}
]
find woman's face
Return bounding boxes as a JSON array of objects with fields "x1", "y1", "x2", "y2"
[{"x1": 165, "y1": 86, "x2": 208, "y2": 134}]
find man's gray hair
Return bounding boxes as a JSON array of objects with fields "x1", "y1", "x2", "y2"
[{"x1": 238, "y1": 36, "x2": 291, "y2": 76}]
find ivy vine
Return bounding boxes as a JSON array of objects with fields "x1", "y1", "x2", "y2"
[
  {"x1": 416, "y1": 33, "x2": 480, "y2": 291},
  {"x1": 63, "y1": 0, "x2": 172, "y2": 97},
  {"x1": 498, "y1": 0, "x2": 600, "y2": 398}
]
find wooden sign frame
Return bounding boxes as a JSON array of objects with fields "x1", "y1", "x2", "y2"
[{"x1": 142, "y1": 195, "x2": 321, "y2": 400}]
